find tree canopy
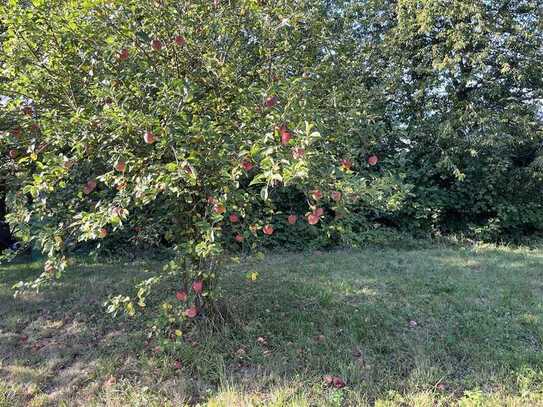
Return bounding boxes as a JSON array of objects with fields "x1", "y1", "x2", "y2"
[{"x1": 0, "y1": 0, "x2": 542, "y2": 318}]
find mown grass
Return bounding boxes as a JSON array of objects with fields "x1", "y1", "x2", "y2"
[{"x1": 1, "y1": 243, "x2": 543, "y2": 406}]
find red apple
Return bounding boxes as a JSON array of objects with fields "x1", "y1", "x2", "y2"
[
  {"x1": 192, "y1": 280, "x2": 203, "y2": 294},
  {"x1": 323, "y1": 375, "x2": 346, "y2": 388},
  {"x1": 235, "y1": 234, "x2": 244, "y2": 242},
  {"x1": 292, "y1": 147, "x2": 305, "y2": 159},
  {"x1": 288, "y1": 214, "x2": 297, "y2": 225},
  {"x1": 332, "y1": 377, "x2": 346, "y2": 388},
  {"x1": 83, "y1": 179, "x2": 97, "y2": 195},
  {"x1": 263, "y1": 224, "x2": 274, "y2": 235},
  {"x1": 331, "y1": 191, "x2": 342, "y2": 202},
  {"x1": 264, "y1": 96, "x2": 278, "y2": 108},
  {"x1": 99, "y1": 228, "x2": 108, "y2": 238},
  {"x1": 151, "y1": 39, "x2": 162, "y2": 51},
  {"x1": 119, "y1": 48, "x2": 129, "y2": 61},
  {"x1": 144, "y1": 130, "x2": 155, "y2": 144},
  {"x1": 311, "y1": 189, "x2": 322, "y2": 200},
  {"x1": 8, "y1": 149, "x2": 18, "y2": 159},
  {"x1": 368, "y1": 155, "x2": 379, "y2": 166},
  {"x1": 176, "y1": 291, "x2": 188, "y2": 302},
  {"x1": 174, "y1": 35, "x2": 186, "y2": 46},
  {"x1": 281, "y1": 132, "x2": 292, "y2": 146},
  {"x1": 229, "y1": 213, "x2": 239, "y2": 223},
  {"x1": 10, "y1": 127, "x2": 21, "y2": 139},
  {"x1": 22, "y1": 106, "x2": 33, "y2": 116},
  {"x1": 279, "y1": 125, "x2": 292, "y2": 145},
  {"x1": 307, "y1": 214, "x2": 318, "y2": 225},
  {"x1": 340, "y1": 159, "x2": 352, "y2": 170},
  {"x1": 174, "y1": 360, "x2": 182, "y2": 369},
  {"x1": 185, "y1": 307, "x2": 198, "y2": 318},
  {"x1": 307, "y1": 208, "x2": 323, "y2": 225},
  {"x1": 115, "y1": 161, "x2": 126, "y2": 172},
  {"x1": 242, "y1": 160, "x2": 254, "y2": 171},
  {"x1": 207, "y1": 196, "x2": 217, "y2": 204}
]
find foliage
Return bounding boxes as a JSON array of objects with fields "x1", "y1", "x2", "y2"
[
  {"x1": 0, "y1": 0, "x2": 388, "y2": 320},
  {"x1": 360, "y1": 0, "x2": 543, "y2": 239},
  {"x1": 1, "y1": 0, "x2": 542, "y2": 324}
]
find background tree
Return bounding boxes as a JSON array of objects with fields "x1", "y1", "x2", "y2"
[{"x1": 346, "y1": 0, "x2": 543, "y2": 238}]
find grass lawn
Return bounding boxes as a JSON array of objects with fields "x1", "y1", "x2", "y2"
[{"x1": 1, "y1": 243, "x2": 543, "y2": 406}]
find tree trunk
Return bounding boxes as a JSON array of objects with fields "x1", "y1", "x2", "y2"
[
  {"x1": 0, "y1": 175, "x2": 6, "y2": 222},
  {"x1": 0, "y1": 175, "x2": 15, "y2": 251}
]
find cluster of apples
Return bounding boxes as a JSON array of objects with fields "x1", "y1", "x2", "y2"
[
  {"x1": 209, "y1": 189, "x2": 342, "y2": 241},
  {"x1": 175, "y1": 279, "x2": 204, "y2": 319},
  {"x1": 224, "y1": 151, "x2": 379, "y2": 239},
  {"x1": 83, "y1": 159, "x2": 125, "y2": 197},
  {"x1": 86, "y1": 97, "x2": 380, "y2": 281},
  {"x1": 339, "y1": 155, "x2": 379, "y2": 169},
  {"x1": 5, "y1": 106, "x2": 38, "y2": 160},
  {"x1": 117, "y1": 35, "x2": 186, "y2": 62}
]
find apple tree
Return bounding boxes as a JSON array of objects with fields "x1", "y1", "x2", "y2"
[{"x1": 0, "y1": 0, "x2": 384, "y2": 328}]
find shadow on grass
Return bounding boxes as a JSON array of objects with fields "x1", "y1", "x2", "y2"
[{"x1": 1, "y1": 245, "x2": 543, "y2": 405}]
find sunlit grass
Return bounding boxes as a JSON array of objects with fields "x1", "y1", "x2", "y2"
[{"x1": 1, "y1": 243, "x2": 543, "y2": 406}]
